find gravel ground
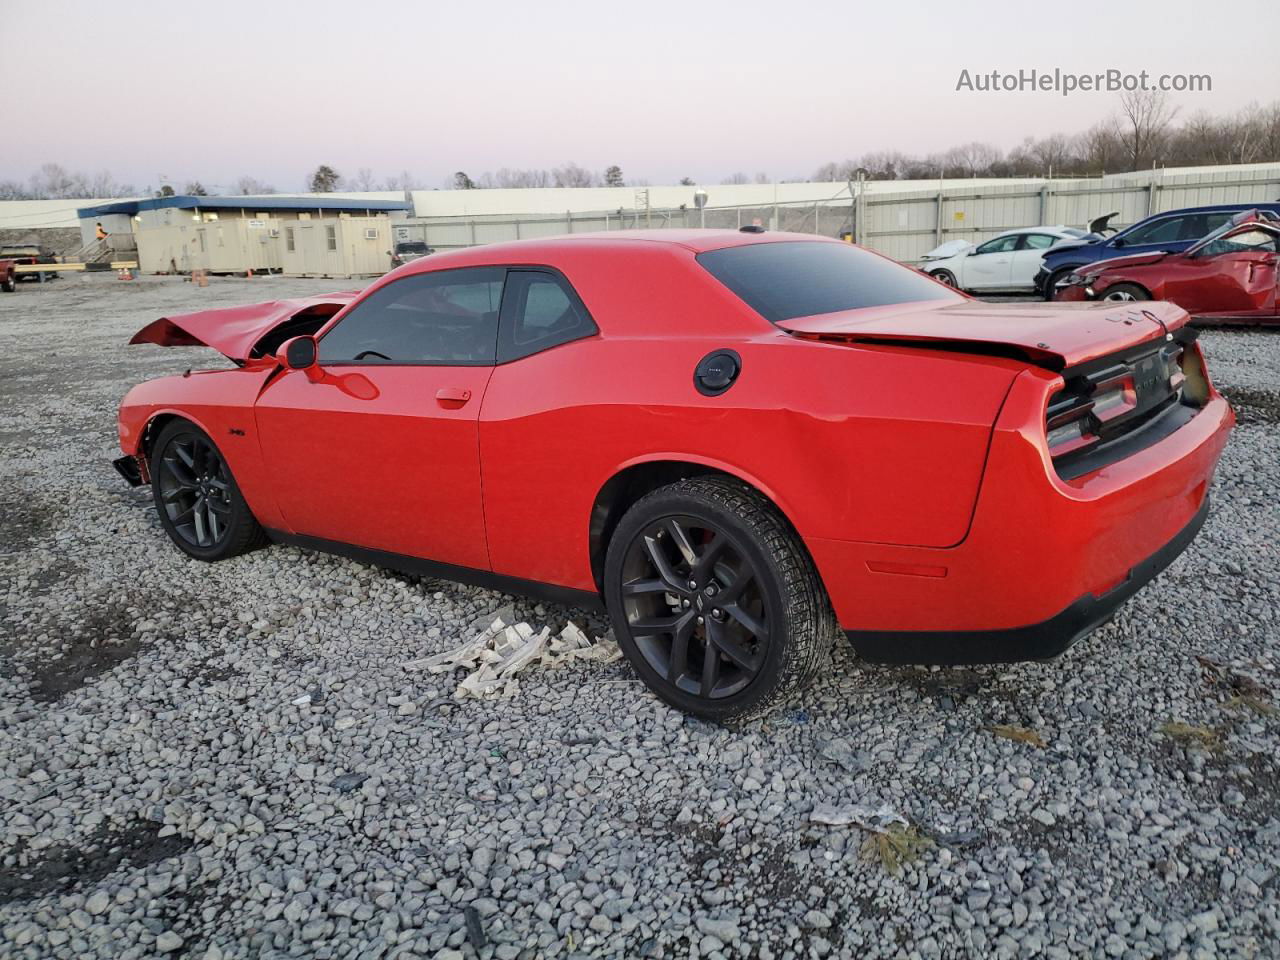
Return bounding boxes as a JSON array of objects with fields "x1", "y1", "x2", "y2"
[{"x1": 1, "y1": 275, "x2": 1278, "y2": 960}]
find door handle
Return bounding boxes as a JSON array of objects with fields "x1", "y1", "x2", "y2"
[{"x1": 436, "y1": 386, "x2": 472, "y2": 407}]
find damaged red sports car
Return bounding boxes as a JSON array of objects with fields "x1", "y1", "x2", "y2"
[{"x1": 116, "y1": 230, "x2": 1234, "y2": 720}]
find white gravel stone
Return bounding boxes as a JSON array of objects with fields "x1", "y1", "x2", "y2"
[{"x1": 1, "y1": 279, "x2": 1278, "y2": 959}]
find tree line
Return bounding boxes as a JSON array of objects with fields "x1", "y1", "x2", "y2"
[
  {"x1": 3, "y1": 93, "x2": 1277, "y2": 201},
  {"x1": 812, "y1": 93, "x2": 1280, "y2": 182}
]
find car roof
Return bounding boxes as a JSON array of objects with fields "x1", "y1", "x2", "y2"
[{"x1": 397, "y1": 229, "x2": 840, "y2": 272}]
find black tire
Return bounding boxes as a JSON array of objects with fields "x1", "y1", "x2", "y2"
[
  {"x1": 1100, "y1": 282, "x2": 1150, "y2": 302},
  {"x1": 1, "y1": 277, "x2": 15, "y2": 293},
  {"x1": 930, "y1": 269, "x2": 957, "y2": 288},
  {"x1": 150, "y1": 420, "x2": 267, "y2": 561},
  {"x1": 604, "y1": 476, "x2": 838, "y2": 723},
  {"x1": 1043, "y1": 266, "x2": 1076, "y2": 300}
]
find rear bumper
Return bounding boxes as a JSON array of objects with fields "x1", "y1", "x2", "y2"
[
  {"x1": 806, "y1": 368, "x2": 1233, "y2": 663},
  {"x1": 845, "y1": 494, "x2": 1209, "y2": 664}
]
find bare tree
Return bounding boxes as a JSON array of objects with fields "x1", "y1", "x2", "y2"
[
  {"x1": 945, "y1": 142, "x2": 1003, "y2": 177},
  {"x1": 721, "y1": 172, "x2": 750, "y2": 185},
  {"x1": 351, "y1": 167, "x2": 377, "y2": 191},
  {"x1": 481, "y1": 168, "x2": 553, "y2": 189},
  {"x1": 235, "y1": 176, "x2": 276, "y2": 195},
  {"x1": 182, "y1": 181, "x2": 209, "y2": 196},
  {"x1": 1118, "y1": 89, "x2": 1178, "y2": 170},
  {"x1": 1076, "y1": 118, "x2": 1126, "y2": 174},
  {"x1": 551, "y1": 163, "x2": 597, "y2": 188},
  {"x1": 383, "y1": 170, "x2": 420, "y2": 190}
]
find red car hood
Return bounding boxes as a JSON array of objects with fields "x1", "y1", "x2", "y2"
[
  {"x1": 777, "y1": 298, "x2": 1186, "y2": 371},
  {"x1": 129, "y1": 293, "x2": 359, "y2": 361}
]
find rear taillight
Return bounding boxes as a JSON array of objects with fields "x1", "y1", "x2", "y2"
[{"x1": 1045, "y1": 343, "x2": 1190, "y2": 465}]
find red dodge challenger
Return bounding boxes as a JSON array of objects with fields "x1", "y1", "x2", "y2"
[
  {"x1": 1056, "y1": 210, "x2": 1280, "y2": 325},
  {"x1": 116, "y1": 230, "x2": 1234, "y2": 720}
]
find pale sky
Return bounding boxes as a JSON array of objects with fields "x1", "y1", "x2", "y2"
[{"x1": 5, "y1": 0, "x2": 1277, "y2": 191}]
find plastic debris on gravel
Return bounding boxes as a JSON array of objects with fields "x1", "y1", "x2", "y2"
[
  {"x1": 810, "y1": 802, "x2": 910, "y2": 833},
  {"x1": 403, "y1": 617, "x2": 621, "y2": 699}
]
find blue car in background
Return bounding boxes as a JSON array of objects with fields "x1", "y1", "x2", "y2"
[{"x1": 1035, "y1": 202, "x2": 1280, "y2": 298}]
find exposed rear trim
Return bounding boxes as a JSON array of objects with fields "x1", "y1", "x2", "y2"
[
  {"x1": 846, "y1": 495, "x2": 1210, "y2": 665},
  {"x1": 112, "y1": 455, "x2": 145, "y2": 487},
  {"x1": 264, "y1": 530, "x2": 605, "y2": 612}
]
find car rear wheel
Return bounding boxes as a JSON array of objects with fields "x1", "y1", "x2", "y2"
[
  {"x1": 604, "y1": 476, "x2": 838, "y2": 722},
  {"x1": 1102, "y1": 283, "x2": 1150, "y2": 302},
  {"x1": 150, "y1": 420, "x2": 266, "y2": 561},
  {"x1": 1, "y1": 277, "x2": 15, "y2": 293},
  {"x1": 930, "y1": 269, "x2": 957, "y2": 288}
]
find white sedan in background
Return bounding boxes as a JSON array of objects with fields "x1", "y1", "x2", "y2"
[{"x1": 920, "y1": 226, "x2": 1088, "y2": 293}]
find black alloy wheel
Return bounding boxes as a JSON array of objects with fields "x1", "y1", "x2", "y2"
[
  {"x1": 620, "y1": 514, "x2": 771, "y2": 701},
  {"x1": 150, "y1": 420, "x2": 266, "y2": 561},
  {"x1": 605, "y1": 476, "x2": 838, "y2": 722}
]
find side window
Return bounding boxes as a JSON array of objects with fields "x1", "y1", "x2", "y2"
[
  {"x1": 497, "y1": 270, "x2": 597, "y2": 363},
  {"x1": 1123, "y1": 216, "x2": 1183, "y2": 245},
  {"x1": 1020, "y1": 233, "x2": 1057, "y2": 250},
  {"x1": 318, "y1": 267, "x2": 504, "y2": 365},
  {"x1": 974, "y1": 235, "x2": 1019, "y2": 255},
  {"x1": 325, "y1": 226, "x2": 337, "y2": 252},
  {"x1": 1191, "y1": 212, "x2": 1235, "y2": 238}
]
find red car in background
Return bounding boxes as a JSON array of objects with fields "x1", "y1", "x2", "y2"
[
  {"x1": 1056, "y1": 211, "x2": 1280, "y2": 325},
  {"x1": 115, "y1": 231, "x2": 1233, "y2": 720}
]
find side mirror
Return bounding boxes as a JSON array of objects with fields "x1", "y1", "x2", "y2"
[
  {"x1": 279, "y1": 335, "x2": 318, "y2": 371},
  {"x1": 1111, "y1": 237, "x2": 1126, "y2": 248}
]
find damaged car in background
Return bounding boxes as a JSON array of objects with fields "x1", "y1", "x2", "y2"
[
  {"x1": 115, "y1": 229, "x2": 1233, "y2": 721},
  {"x1": 1055, "y1": 210, "x2": 1280, "y2": 325}
]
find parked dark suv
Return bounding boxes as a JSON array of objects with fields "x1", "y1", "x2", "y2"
[{"x1": 1035, "y1": 202, "x2": 1280, "y2": 298}]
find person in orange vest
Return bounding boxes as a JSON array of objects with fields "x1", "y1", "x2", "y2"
[{"x1": 95, "y1": 222, "x2": 109, "y2": 242}]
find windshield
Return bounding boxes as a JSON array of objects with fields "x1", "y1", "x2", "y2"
[
  {"x1": 395, "y1": 242, "x2": 430, "y2": 254},
  {"x1": 697, "y1": 241, "x2": 959, "y2": 324}
]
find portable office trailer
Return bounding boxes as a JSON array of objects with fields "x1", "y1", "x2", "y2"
[
  {"x1": 136, "y1": 218, "x2": 284, "y2": 275},
  {"x1": 279, "y1": 217, "x2": 392, "y2": 278}
]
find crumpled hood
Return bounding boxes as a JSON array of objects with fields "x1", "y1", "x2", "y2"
[
  {"x1": 129, "y1": 293, "x2": 358, "y2": 361},
  {"x1": 777, "y1": 297, "x2": 1189, "y2": 371},
  {"x1": 1083, "y1": 251, "x2": 1172, "y2": 275},
  {"x1": 1043, "y1": 237, "x2": 1097, "y2": 256}
]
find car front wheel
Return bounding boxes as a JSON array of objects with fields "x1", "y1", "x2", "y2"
[
  {"x1": 930, "y1": 269, "x2": 957, "y2": 288},
  {"x1": 150, "y1": 420, "x2": 267, "y2": 561},
  {"x1": 1043, "y1": 267, "x2": 1075, "y2": 300},
  {"x1": 1101, "y1": 283, "x2": 1150, "y2": 302},
  {"x1": 604, "y1": 476, "x2": 838, "y2": 722}
]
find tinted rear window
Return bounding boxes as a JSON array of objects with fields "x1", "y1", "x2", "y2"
[{"x1": 697, "y1": 241, "x2": 957, "y2": 323}]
